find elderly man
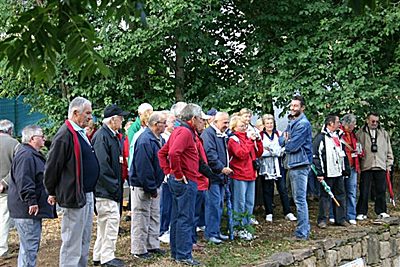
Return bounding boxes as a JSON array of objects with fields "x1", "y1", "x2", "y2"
[
  {"x1": 92, "y1": 104, "x2": 129, "y2": 267},
  {"x1": 44, "y1": 97, "x2": 100, "y2": 267},
  {"x1": 130, "y1": 112, "x2": 166, "y2": 259},
  {"x1": 0, "y1": 120, "x2": 19, "y2": 258},
  {"x1": 158, "y1": 104, "x2": 204, "y2": 266},
  {"x1": 313, "y1": 115, "x2": 350, "y2": 229},
  {"x1": 8, "y1": 125, "x2": 54, "y2": 267},
  {"x1": 281, "y1": 95, "x2": 313, "y2": 240},
  {"x1": 201, "y1": 112, "x2": 232, "y2": 244},
  {"x1": 356, "y1": 113, "x2": 394, "y2": 220}
]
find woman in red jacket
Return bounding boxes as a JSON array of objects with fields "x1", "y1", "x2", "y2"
[{"x1": 228, "y1": 116, "x2": 263, "y2": 240}]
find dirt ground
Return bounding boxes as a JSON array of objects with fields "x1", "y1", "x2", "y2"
[{"x1": 1, "y1": 174, "x2": 399, "y2": 267}]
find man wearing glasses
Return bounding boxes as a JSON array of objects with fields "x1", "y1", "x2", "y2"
[{"x1": 356, "y1": 113, "x2": 394, "y2": 220}]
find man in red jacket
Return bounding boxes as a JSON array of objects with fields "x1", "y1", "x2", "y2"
[{"x1": 158, "y1": 104, "x2": 204, "y2": 266}]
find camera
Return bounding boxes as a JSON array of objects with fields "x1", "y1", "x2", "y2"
[{"x1": 371, "y1": 143, "x2": 378, "y2": 153}]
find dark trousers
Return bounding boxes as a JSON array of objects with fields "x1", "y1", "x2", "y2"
[
  {"x1": 356, "y1": 170, "x2": 387, "y2": 215},
  {"x1": 318, "y1": 176, "x2": 346, "y2": 224},
  {"x1": 160, "y1": 182, "x2": 172, "y2": 235},
  {"x1": 192, "y1": 190, "x2": 206, "y2": 244},
  {"x1": 261, "y1": 176, "x2": 291, "y2": 216}
]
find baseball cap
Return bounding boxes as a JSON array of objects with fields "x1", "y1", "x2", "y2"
[{"x1": 104, "y1": 104, "x2": 130, "y2": 118}]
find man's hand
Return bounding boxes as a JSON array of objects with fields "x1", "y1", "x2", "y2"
[
  {"x1": 221, "y1": 167, "x2": 233, "y2": 175},
  {"x1": 0, "y1": 183, "x2": 4, "y2": 193},
  {"x1": 47, "y1": 195, "x2": 56, "y2": 205},
  {"x1": 29, "y1": 205, "x2": 39, "y2": 216},
  {"x1": 317, "y1": 176, "x2": 324, "y2": 182}
]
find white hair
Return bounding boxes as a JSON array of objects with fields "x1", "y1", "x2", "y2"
[
  {"x1": 68, "y1": 97, "x2": 91, "y2": 119},
  {"x1": 0, "y1": 119, "x2": 14, "y2": 134},
  {"x1": 138, "y1": 103, "x2": 153, "y2": 114},
  {"x1": 21, "y1": 125, "x2": 42, "y2": 143}
]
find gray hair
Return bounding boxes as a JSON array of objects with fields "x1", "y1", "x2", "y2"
[
  {"x1": 68, "y1": 97, "x2": 91, "y2": 119},
  {"x1": 148, "y1": 111, "x2": 166, "y2": 127},
  {"x1": 214, "y1": 112, "x2": 229, "y2": 122},
  {"x1": 0, "y1": 119, "x2": 14, "y2": 134},
  {"x1": 179, "y1": 103, "x2": 202, "y2": 121},
  {"x1": 341, "y1": 113, "x2": 356, "y2": 126},
  {"x1": 170, "y1": 102, "x2": 187, "y2": 117},
  {"x1": 21, "y1": 125, "x2": 42, "y2": 143},
  {"x1": 102, "y1": 117, "x2": 112, "y2": 125}
]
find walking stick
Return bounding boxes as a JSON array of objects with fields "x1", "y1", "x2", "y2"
[
  {"x1": 311, "y1": 165, "x2": 340, "y2": 207},
  {"x1": 225, "y1": 177, "x2": 234, "y2": 240},
  {"x1": 386, "y1": 170, "x2": 396, "y2": 207}
]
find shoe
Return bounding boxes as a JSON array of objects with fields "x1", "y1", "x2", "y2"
[
  {"x1": 158, "y1": 232, "x2": 170, "y2": 244},
  {"x1": 192, "y1": 244, "x2": 204, "y2": 251},
  {"x1": 176, "y1": 258, "x2": 201, "y2": 266},
  {"x1": 132, "y1": 252, "x2": 152, "y2": 259},
  {"x1": 208, "y1": 237, "x2": 222, "y2": 244},
  {"x1": 318, "y1": 221, "x2": 327, "y2": 229},
  {"x1": 285, "y1": 213, "x2": 297, "y2": 221},
  {"x1": 285, "y1": 235, "x2": 308, "y2": 242},
  {"x1": 101, "y1": 258, "x2": 125, "y2": 267},
  {"x1": 349, "y1": 219, "x2": 357, "y2": 225},
  {"x1": 378, "y1": 212, "x2": 390, "y2": 219},
  {"x1": 265, "y1": 214, "x2": 273, "y2": 222},
  {"x1": 124, "y1": 215, "x2": 131, "y2": 221},
  {"x1": 148, "y1": 248, "x2": 166, "y2": 256},
  {"x1": 93, "y1": 260, "x2": 100, "y2": 266},
  {"x1": 338, "y1": 221, "x2": 350, "y2": 227},
  {"x1": 196, "y1": 226, "x2": 205, "y2": 232},
  {"x1": 238, "y1": 230, "x2": 253, "y2": 240},
  {"x1": 219, "y1": 234, "x2": 229, "y2": 241},
  {"x1": 356, "y1": 214, "x2": 366, "y2": 221},
  {"x1": 329, "y1": 218, "x2": 335, "y2": 224},
  {"x1": 250, "y1": 218, "x2": 259, "y2": 225}
]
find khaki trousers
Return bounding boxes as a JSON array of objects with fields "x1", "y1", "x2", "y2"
[{"x1": 130, "y1": 187, "x2": 160, "y2": 254}]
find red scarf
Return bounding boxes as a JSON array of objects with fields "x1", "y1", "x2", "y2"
[{"x1": 65, "y1": 120, "x2": 81, "y2": 191}]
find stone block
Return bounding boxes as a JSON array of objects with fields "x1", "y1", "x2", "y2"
[
  {"x1": 361, "y1": 238, "x2": 368, "y2": 257},
  {"x1": 325, "y1": 250, "x2": 337, "y2": 267},
  {"x1": 390, "y1": 225, "x2": 399, "y2": 236},
  {"x1": 338, "y1": 245, "x2": 352, "y2": 261},
  {"x1": 254, "y1": 260, "x2": 279, "y2": 267},
  {"x1": 318, "y1": 239, "x2": 336, "y2": 250},
  {"x1": 381, "y1": 258, "x2": 391, "y2": 267},
  {"x1": 396, "y1": 238, "x2": 400, "y2": 254},
  {"x1": 314, "y1": 249, "x2": 324, "y2": 260},
  {"x1": 383, "y1": 232, "x2": 390, "y2": 241},
  {"x1": 352, "y1": 242, "x2": 362, "y2": 258},
  {"x1": 299, "y1": 256, "x2": 316, "y2": 267},
  {"x1": 392, "y1": 256, "x2": 400, "y2": 267},
  {"x1": 268, "y1": 252, "x2": 294, "y2": 266},
  {"x1": 291, "y1": 248, "x2": 313, "y2": 261},
  {"x1": 367, "y1": 234, "x2": 380, "y2": 264},
  {"x1": 390, "y1": 238, "x2": 397, "y2": 257},
  {"x1": 380, "y1": 241, "x2": 391, "y2": 259}
]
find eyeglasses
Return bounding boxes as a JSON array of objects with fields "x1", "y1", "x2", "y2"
[
  {"x1": 157, "y1": 121, "x2": 167, "y2": 125},
  {"x1": 371, "y1": 120, "x2": 379, "y2": 123},
  {"x1": 33, "y1": 135, "x2": 46, "y2": 139}
]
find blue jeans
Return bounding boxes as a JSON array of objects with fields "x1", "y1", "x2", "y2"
[
  {"x1": 205, "y1": 183, "x2": 225, "y2": 239},
  {"x1": 288, "y1": 166, "x2": 310, "y2": 239},
  {"x1": 168, "y1": 176, "x2": 197, "y2": 260},
  {"x1": 14, "y1": 218, "x2": 42, "y2": 267},
  {"x1": 344, "y1": 169, "x2": 357, "y2": 221},
  {"x1": 232, "y1": 179, "x2": 255, "y2": 226},
  {"x1": 160, "y1": 182, "x2": 172, "y2": 235},
  {"x1": 192, "y1": 190, "x2": 206, "y2": 243}
]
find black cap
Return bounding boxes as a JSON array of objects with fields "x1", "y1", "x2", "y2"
[{"x1": 104, "y1": 104, "x2": 130, "y2": 118}]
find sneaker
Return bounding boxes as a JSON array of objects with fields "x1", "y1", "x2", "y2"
[
  {"x1": 338, "y1": 221, "x2": 351, "y2": 227},
  {"x1": 148, "y1": 248, "x2": 166, "y2": 256},
  {"x1": 132, "y1": 252, "x2": 152, "y2": 259},
  {"x1": 192, "y1": 244, "x2": 204, "y2": 251},
  {"x1": 265, "y1": 214, "x2": 273, "y2": 222},
  {"x1": 378, "y1": 212, "x2": 390, "y2": 219},
  {"x1": 159, "y1": 232, "x2": 170, "y2": 244},
  {"x1": 196, "y1": 226, "x2": 205, "y2": 232},
  {"x1": 102, "y1": 258, "x2": 125, "y2": 267},
  {"x1": 329, "y1": 218, "x2": 335, "y2": 224},
  {"x1": 285, "y1": 213, "x2": 297, "y2": 221},
  {"x1": 176, "y1": 258, "x2": 201, "y2": 266},
  {"x1": 219, "y1": 234, "x2": 229, "y2": 241},
  {"x1": 356, "y1": 214, "x2": 366, "y2": 221},
  {"x1": 93, "y1": 260, "x2": 100, "y2": 266},
  {"x1": 238, "y1": 230, "x2": 253, "y2": 241},
  {"x1": 318, "y1": 221, "x2": 327, "y2": 229},
  {"x1": 250, "y1": 218, "x2": 259, "y2": 225},
  {"x1": 349, "y1": 219, "x2": 357, "y2": 225},
  {"x1": 207, "y1": 237, "x2": 222, "y2": 244}
]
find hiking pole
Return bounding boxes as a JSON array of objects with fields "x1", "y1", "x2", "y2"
[
  {"x1": 386, "y1": 170, "x2": 396, "y2": 207},
  {"x1": 225, "y1": 177, "x2": 234, "y2": 240},
  {"x1": 311, "y1": 164, "x2": 340, "y2": 207}
]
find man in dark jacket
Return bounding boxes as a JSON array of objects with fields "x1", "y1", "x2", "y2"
[
  {"x1": 44, "y1": 97, "x2": 99, "y2": 267},
  {"x1": 8, "y1": 125, "x2": 54, "y2": 267},
  {"x1": 201, "y1": 112, "x2": 232, "y2": 244},
  {"x1": 130, "y1": 111, "x2": 166, "y2": 259},
  {"x1": 92, "y1": 104, "x2": 129, "y2": 267}
]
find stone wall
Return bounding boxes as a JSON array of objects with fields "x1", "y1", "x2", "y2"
[{"x1": 257, "y1": 218, "x2": 400, "y2": 267}]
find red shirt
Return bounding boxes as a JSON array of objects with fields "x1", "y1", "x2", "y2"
[
  {"x1": 158, "y1": 125, "x2": 202, "y2": 183},
  {"x1": 196, "y1": 132, "x2": 209, "y2": 191},
  {"x1": 228, "y1": 131, "x2": 263, "y2": 181}
]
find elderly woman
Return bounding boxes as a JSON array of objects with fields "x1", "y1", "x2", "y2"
[
  {"x1": 340, "y1": 114, "x2": 362, "y2": 225},
  {"x1": 259, "y1": 114, "x2": 297, "y2": 223},
  {"x1": 228, "y1": 116, "x2": 263, "y2": 240},
  {"x1": 8, "y1": 125, "x2": 54, "y2": 267}
]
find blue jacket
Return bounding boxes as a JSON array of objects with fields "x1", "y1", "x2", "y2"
[
  {"x1": 129, "y1": 128, "x2": 165, "y2": 195},
  {"x1": 282, "y1": 113, "x2": 313, "y2": 169},
  {"x1": 201, "y1": 125, "x2": 228, "y2": 185},
  {"x1": 8, "y1": 144, "x2": 54, "y2": 219}
]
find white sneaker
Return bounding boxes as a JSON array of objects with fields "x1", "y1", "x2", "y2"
[
  {"x1": 356, "y1": 214, "x2": 367, "y2": 220},
  {"x1": 196, "y1": 226, "x2": 205, "y2": 232},
  {"x1": 250, "y1": 218, "x2": 259, "y2": 225},
  {"x1": 265, "y1": 214, "x2": 273, "y2": 222},
  {"x1": 285, "y1": 213, "x2": 297, "y2": 221},
  {"x1": 349, "y1": 220, "x2": 357, "y2": 225},
  {"x1": 378, "y1": 212, "x2": 390, "y2": 219},
  {"x1": 238, "y1": 230, "x2": 253, "y2": 241},
  {"x1": 158, "y1": 232, "x2": 170, "y2": 244},
  {"x1": 329, "y1": 218, "x2": 335, "y2": 224}
]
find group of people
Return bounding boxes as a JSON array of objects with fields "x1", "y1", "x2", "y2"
[{"x1": 0, "y1": 94, "x2": 394, "y2": 267}]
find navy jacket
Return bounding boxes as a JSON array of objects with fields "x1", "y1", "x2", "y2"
[
  {"x1": 129, "y1": 128, "x2": 165, "y2": 195},
  {"x1": 8, "y1": 144, "x2": 54, "y2": 219},
  {"x1": 92, "y1": 124, "x2": 123, "y2": 202},
  {"x1": 201, "y1": 125, "x2": 228, "y2": 185}
]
